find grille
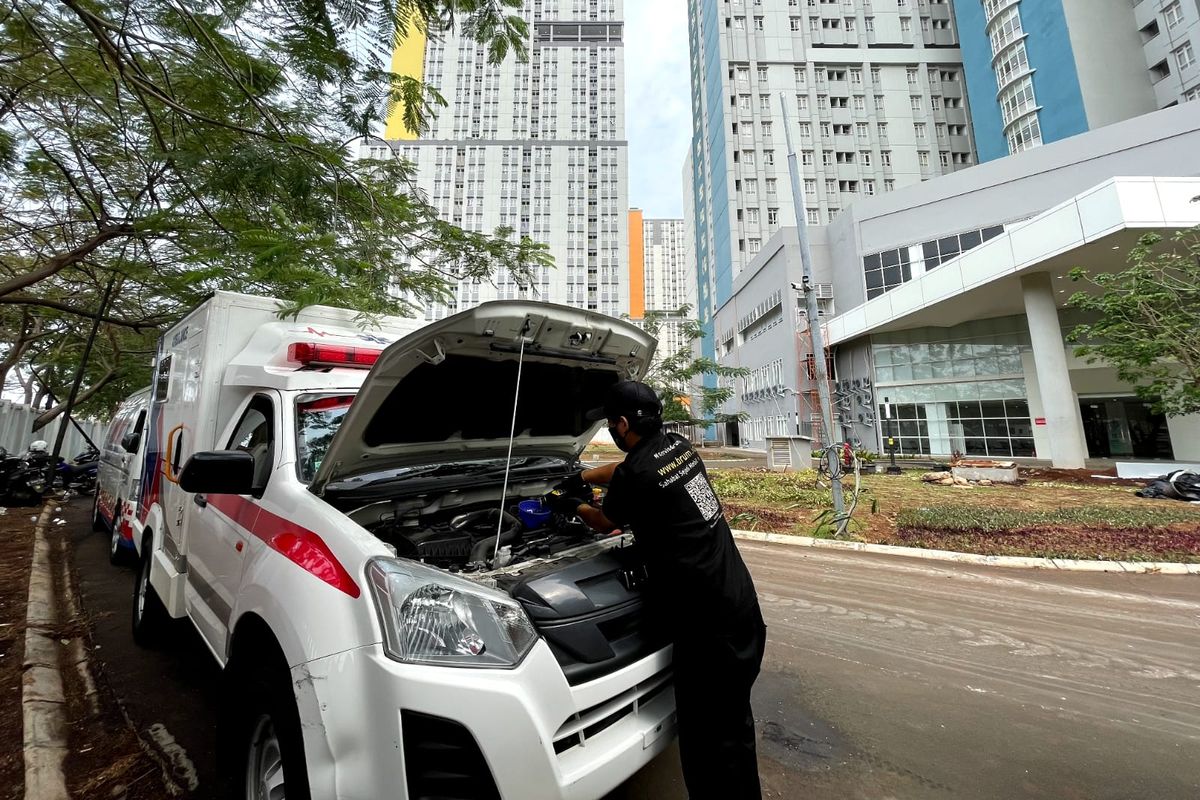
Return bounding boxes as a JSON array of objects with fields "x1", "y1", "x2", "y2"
[
  {"x1": 402, "y1": 711, "x2": 501, "y2": 800},
  {"x1": 552, "y1": 667, "x2": 673, "y2": 755}
]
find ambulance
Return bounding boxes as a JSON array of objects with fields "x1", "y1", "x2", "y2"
[
  {"x1": 130, "y1": 291, "x2": 674, "y2": 799},
  {"x1": 94, "y1": 385, "x2": 150, "y2": 564}
]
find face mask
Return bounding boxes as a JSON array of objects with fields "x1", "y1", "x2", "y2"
[{"x1": 609, "y1": 424, "x2": 630, "y2": 452}]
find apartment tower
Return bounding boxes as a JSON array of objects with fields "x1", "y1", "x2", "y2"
[
  {"x1": 373, "y1": 0, "x2": 629, "y2": 321},
  {"x1": 685, "y1": 0, "x2": 980, "y2": 358}
]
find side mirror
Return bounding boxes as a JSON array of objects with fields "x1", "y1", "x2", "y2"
[
  {"x1": 179, "y1": 451, "x2": 255, "y2": 495},
  {"x1": 120, "y1": 432, "x2": 141, "y2": 453}
]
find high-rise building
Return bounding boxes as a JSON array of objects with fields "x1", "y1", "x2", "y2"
[
  {"x1": 685, "y1": 0, "x2": 980, "y2": 359},
  {"x1": 369, "y1": 1, "x2": 629, "y2": 321},
  {"x1": 955, "y1": 0, "x2": 1180, "y2": 163},
  {"x1": 628, "y1": 210, "x2": 697, "y2": 365}
]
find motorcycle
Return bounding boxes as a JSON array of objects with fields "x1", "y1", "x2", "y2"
[
  {"x1": 54, "y1": 446, "x2": 99, "y2": 494},
  {"x1": 0, "y1": 446, "x2": 51, "y2": 506}
]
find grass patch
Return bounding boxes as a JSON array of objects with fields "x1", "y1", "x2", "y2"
[
  {"x1": 897, "y1": 505, "x2": 1200, "y2": 533},
  {"x1": 710, "y1": 470, "x2": 828, "y2": 507}
]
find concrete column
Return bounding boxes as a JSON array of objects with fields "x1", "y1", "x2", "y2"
[{"x1": 1021, "y1": 272, "x2": 1088, "y2": 469}]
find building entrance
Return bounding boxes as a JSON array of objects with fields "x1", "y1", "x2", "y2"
[{"x1": 1079, "y1": 397, "x2": 1174, "y2": 460}]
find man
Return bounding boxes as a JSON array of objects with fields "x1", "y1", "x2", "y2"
[{"x1": 552, "y1": 380, "x2": 766, "y2": 799}]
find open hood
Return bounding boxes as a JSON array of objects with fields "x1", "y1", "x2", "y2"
[{"x1": 310, "y1": 302, "x2": 656, "y2": 494}]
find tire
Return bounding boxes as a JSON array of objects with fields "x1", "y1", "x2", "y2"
[
  {"x1": 92, "y1": 493, "x2": 107, "y2": 532},
  {"x1": 236, "y1": 664, "x2": 312, "y2": 800},
  {"x1": 131, "y1": 535, "x2": 168, "y2": 647},
  {"x1": 108, "y1": 498, "x2": 127, "y2": 566}
]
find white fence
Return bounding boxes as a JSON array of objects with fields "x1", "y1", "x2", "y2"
[{"x1": 0, "y1": 400, "x2": 107, "y2": 458}]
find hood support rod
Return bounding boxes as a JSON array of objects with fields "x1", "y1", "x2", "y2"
[{"x1": 493, "y1": 320, "x2": 532, "y2": 566}]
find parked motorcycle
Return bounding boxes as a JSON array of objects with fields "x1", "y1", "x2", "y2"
[
  {"x1": 54, "y1": 446, "x2": 99, "y2": 493},
  {"x1": 0, "y1": 444, "x2": 51, "y2": 506}
]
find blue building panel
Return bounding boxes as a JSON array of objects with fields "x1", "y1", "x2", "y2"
[
  {"x1": 1020, "y1": 2, "x2": 1088, "y2": 145},
  {"x1": 955, "y1": 1, "x2": 1009, "y2": 163}
]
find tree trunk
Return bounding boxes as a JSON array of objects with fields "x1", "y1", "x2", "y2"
[{"x1": 32, "y1": 367, "x2": 116, "y2": 430}]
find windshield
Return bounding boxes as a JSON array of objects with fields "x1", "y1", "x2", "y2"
[{"x1": 296, "y1": 393, "x2": 356, "y2": 483}]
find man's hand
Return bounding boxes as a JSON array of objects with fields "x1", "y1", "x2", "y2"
[
  {"x1": 545, "y1": 491, "x2": 589, "y2": 516},
  {"x1": 553, "y1": 472, "x2": 589, "y2": 497}
]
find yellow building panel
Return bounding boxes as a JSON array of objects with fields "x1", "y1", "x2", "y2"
[{"x1": 384, "y1": 22, "x2": 428, "y2": 141}]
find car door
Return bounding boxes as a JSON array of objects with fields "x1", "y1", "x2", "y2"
[{"x1": 185, "y1": 393, "x2": 277, "y2": 660}]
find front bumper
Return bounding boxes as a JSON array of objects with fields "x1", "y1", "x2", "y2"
[{"x1": 295, "y1": 640, "x2": 675, "y2": 800}]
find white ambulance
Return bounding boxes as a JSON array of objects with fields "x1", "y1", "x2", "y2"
[
  {"x1": 130, "y1": 291, "x2": 674, "y2": 799},
  {"x1": 94, "y1": 385, "x2": 151, "y2": 564}
]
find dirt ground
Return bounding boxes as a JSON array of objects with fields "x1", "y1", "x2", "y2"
[
  {"x1": 0, "y1": 509, "x2": 35, "y2": 800},
  {"x1": 0, "y1": 500, "x2": 169, "y2": 800}
]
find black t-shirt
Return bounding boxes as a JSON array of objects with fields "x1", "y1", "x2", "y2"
[{"x1": 602, "y1": 431, "x2": 762, "y2": 636}]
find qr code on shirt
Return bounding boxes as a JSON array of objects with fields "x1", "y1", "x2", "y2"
[{"x1": 683, "y1": 473, "x2": 721, "y2": 521}]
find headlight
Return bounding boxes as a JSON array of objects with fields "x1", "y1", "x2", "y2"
[{"x1": 367, "y1": 558, "x2": 539, "y2": 668}]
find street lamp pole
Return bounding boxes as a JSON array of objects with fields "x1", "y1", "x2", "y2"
[{"x1": 780, "y1": 93, "x2": 846, "y2": 533}]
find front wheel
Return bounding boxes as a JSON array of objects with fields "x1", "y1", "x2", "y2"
[
  {"x1": 108, "y1": 499, "x2": 128, "y2": 566},
  {"x1": 92, "y1": 493, "x2": 107, "y2": 532},
  {"x1": 131, "y1": 538, "x2": 167, "y2": 646},
  {"x1": 239, "y1": 668, "x2": 312, "y2": 800}
]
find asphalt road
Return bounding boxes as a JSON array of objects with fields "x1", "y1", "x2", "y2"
[{"x1": 69, "y1": 505, "x2": 1200, "y2": 799}]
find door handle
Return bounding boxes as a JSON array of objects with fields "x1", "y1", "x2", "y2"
[{"x1": 193, "y1": 494, "x2": 207, "y2": 508}]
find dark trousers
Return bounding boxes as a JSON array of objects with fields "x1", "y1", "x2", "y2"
[{"x1": 672, "y1": 618, "x2": 767, "y2": 800}]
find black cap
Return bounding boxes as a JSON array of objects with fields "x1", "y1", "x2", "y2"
[{"x1": 586, "y1": 380, "x2": 662, "y2": 423}]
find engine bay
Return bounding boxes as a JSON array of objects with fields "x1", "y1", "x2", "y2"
[{"x1": 351, "y1": 494, "x2": 608, "y2": 573}]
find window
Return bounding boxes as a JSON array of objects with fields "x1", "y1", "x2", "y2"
[
  {"x1": 914, "y1": 122, "x2": 927, "y2": 141},
  {"x1": 748, "y1": 238, "x2": 761, "y2": 254},
  {"x1": 1165, "y1": 1, "x2": 1184, "y2": 28},
  {"x1": 768, "y1": 207, "x2": 779, "y2": 225},
  {"x1": 844, "y1": 17, "x2": 855, "y2": 32},
  {"x1": 906, "y1": 68, "x2": 918, "y2": 87},
  {"x1": 881, "y1": 150, "x2": 892, "y2": 166},
  {"x1": 863, "y1": 179, "x2": 876, "y2": 195},
  {"x1": 742, "y1": 150, "x2": 756, "y2": 166},
  {"x1": 737, "y1": 67, "x2": 750, "y2": 83},
  {"x1": 802, "y1": 150, "x2": 814, "y2": 165},
  {"x1": 790, "y1": 16, "x2": 801, "y2": 31},
  {"x1": 870, "y1": 67, "x2": 881, "y2": 84},
  {"x1": 806, "y1": 208, "x2": 820, "y2": 224},
  {"x1": 822, "y1": 149, "x2": 835, "y2": 166},
  {"x1": 850, "y1": 68, "x2": 862, "y2": 86},
  {"x1": 853, "y1": 95, "x2": 866, "y2": 111},
  {"x1": 746, "y1": 207, "x2": 759, "y2": 223},
  {"x1": 939, "y1": 151, "x2": 950, "y2": 167},
  {"x1": 859, "y1": 150, "x2": 872, "y2": 166},
  {"x1": 296, "y1": 394, "x2": 354, "y2": 482},
  {"x1": 884, "y1": 179, "x2": 895, "y2": 191},
  {"x1": 799, "y1": 121, "x2": 812, "y2": 138},
  {"x1": 758, "y1": 66, "x2": 769, "y2": 82},
  {"x1": 765, "y1": 177, "x2": 778, "y2": 195},
  {"x1": 900, "y1": 17, "x2": 912, "y2": 33},
  {"x1": 931, "y1": 96, "x2": 941, "y2": 111},
  {"x1": 918, "y1": 151, "x2": 929, "y2": 167},
  {"x1": 1175, "y1": 42, "x2": 1196, "y2": 72},
  {"x1": 795, "y1": 66, "x2": 807, "y2": 86},
  {"x1": 760, "y1": 94, "x2": 771, "y2": 112},
  {"x1": 229, "y1": 396, "x2": 275, "y2": 493},
  {"x1": 734, "y1": 16, "x2": 745, "y2": 29},
  {"x1": 796, "y1": 94, "x2": 809, "y2": 110},
  {"x1": 754, "y1": 16, "x2": 764, "y2": 30},
  {"x1": 910, "y1": 95, "x2": 923, "y2": 112},
  {"x1": 804, "y1": 178, "x2": 817, "y2": 196},
  {"x1": 763, "y1": 150, "x2": 774, "y2": 165}
]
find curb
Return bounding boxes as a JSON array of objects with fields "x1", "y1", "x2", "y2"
[
  {"x1": 730, "y1": 529, "x2": 1200, "y2": 575},
  {"x1": 23, "y1": 500, "x2": 70, "y2": 800}
]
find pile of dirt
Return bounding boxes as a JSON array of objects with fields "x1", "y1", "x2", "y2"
[
  {"x1": 880, "y1": 524, "x2": 1200, "y2": 563},
  {"x1": 1020, "y1": 467, "x2": 1143, "y2": 488}
]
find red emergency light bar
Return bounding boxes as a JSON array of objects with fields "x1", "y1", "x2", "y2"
[{"x1": 288, "y1": 342, "x2": 381, "y2": 369}]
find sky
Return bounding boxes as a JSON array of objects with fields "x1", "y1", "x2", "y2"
[{"x1": 624, "y1": 1, "x2": 692, "y2": 220}]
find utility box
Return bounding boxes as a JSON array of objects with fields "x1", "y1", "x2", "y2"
[{"x1": 766, "y1": 436, "x2": 813, "y2": 472}]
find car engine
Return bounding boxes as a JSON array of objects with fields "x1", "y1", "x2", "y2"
[{"x1": 359, "y1": 498, "x2": 604, "y2": 572}]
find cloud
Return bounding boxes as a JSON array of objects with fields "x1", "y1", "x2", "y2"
[{"x1": 625, "y1": 0, "x2": 691, "y2": 219}]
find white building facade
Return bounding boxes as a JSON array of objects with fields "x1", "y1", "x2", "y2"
[
  {"x1": 713, "y1": 103, "x2": 1200, "y2": 465},
  {"x1": 371, "y1": 1, "x2": 629, "y2": 321}
]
